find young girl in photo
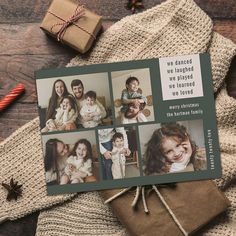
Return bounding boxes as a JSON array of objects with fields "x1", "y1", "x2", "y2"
[
  {"x1": 144, "y1": 123, "x2": 206, "y2": 175},
  {"x1": 64, "y1": 139, "x2": 93, "y2": 184},
  {"x1": 42, "y1": 95, "x2": 77, "y2": 132}
]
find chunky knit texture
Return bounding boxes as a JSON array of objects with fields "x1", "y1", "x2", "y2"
[
  {"x1": 0, "y1": 0, "x2": 235, "y2": 235},
  {"x1": 36, "y1": 192, "x2": 127, "y2": 236},
  {"x1": 0, "y1": 118, "x2": 73, "y2": 223},
  {"x1": 35, "y1": 0, "x2": 236, "y2": 235}
]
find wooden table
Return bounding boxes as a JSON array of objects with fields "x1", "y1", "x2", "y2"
[{"x1": 0, "y1": 0, "x2": 235, "y2": 235}]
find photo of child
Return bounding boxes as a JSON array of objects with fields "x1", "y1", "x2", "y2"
[
  {"x1": 111, "y1": 132, "x2": 129, "y2": 179},
  {"x1": 139, "y1": 120, "x2": 207, "y2": 175},
  {"x1": 111, "y1": 68, "x2": 154, "y2": 125},
  {"x1": 98, "y1": 127, "x2": 141, "y2": 180},
  {"x1": 41, "y1": 95, "x2": 77, "y2": 132},
  {"x1": 80, "y1": 91, "x2": 103, "y2": 128},
  {"x1": 36, "y1": 72, "x2": 113, "y2": 133},
  {"x1": 42, "y1": 130, "x2": 99, "y2": 185},
  {"x1": 120, "y1": 76, "x2": 147, "y2": 114}
]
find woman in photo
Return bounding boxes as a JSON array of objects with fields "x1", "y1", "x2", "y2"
[
  {"x1": 45, "y1": 138, "x2": 96, "y2": 185},
  {"x1": 45, "y1": 79, "x2": 71, "y2": 122},
  {"x1": 144, "y1": 123, "x2": 206, "y2": 175},
  {"x1": 44, "y1": 139, "x2": 71, "y2": 185}
]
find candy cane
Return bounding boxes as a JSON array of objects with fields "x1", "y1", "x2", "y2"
[{"x1": 0, "y1": 83, "x2": 25, "y2": 112}]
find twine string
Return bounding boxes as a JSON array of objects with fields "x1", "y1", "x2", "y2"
[
  {"x1": 131, "y1": 186, "x2": 141, "y2": 207},
  {"x1": 141, "y1": 186, "x2": 149, "y2": 213},
  {"x1": 104, "y1": 187, "x2": 132, "y2": 204},
  {"x1": 152, "y1": 185, "x2": 188, "y2": 236},
  {"x1": 48, "y1": 5, "x2": 96, "y2": 41},
  {"x1": 104, "y1": 185, "x2": 189, "y2": 236}
]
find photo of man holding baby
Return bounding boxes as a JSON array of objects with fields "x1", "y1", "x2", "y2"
[{"x1": 111, "y1": 68, "x2": 155, "y2": 125}]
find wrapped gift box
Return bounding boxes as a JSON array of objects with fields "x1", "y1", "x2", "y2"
[
  {"x1": 40, "y1": 0, "x2": 102, "y2": 53},
  {"x1": 101, "y1": 180, "x2": 230, "y2": 236}
]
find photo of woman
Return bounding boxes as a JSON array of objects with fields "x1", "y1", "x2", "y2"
[
  {"x1": 42, "y1": 130, "x2": 99, "y2": 185},
  {"x1": 36, "y1": 72, "x2": 113, "y2": 133}
]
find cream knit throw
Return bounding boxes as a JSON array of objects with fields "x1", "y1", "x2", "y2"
[
  {"x1": 0, "y1": 0, "x2": 235, "y2": 234},
  {"x1": 0, "y1": 118, "x2": 74, "y2": 223},
  {"x1": 36, "y1": 0, "x2": 236, "y2": 235}
]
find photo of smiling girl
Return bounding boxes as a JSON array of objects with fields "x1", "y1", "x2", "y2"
[
  {"x1": 41, "y1": 95, "x2": 77, "y2": 132},
  {"x1": 139, "y1": 121, "x2": 207, "y2": 175}
]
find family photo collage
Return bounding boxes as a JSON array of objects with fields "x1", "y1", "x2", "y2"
[{"x1": 36, "y1": 54, "x2": 221, "y2": 195}]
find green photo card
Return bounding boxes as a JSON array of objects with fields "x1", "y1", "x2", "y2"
[{"x1": 35, "y1": 53, "x2": 221, "y2": 195}]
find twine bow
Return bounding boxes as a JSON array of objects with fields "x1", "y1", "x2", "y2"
[
  {"x1": 48, "y1": 5, "x2": 96, "y2": 41},
  {"x1": 105, "y1": 184, "x2": 189, "y2": 236}
]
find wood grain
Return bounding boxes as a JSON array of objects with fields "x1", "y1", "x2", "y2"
[
  {"x1": 0, "y1": 54, "x2": 75, "y2": 102},
  {"x1": 0, "y1": 0, "x2": 235, "y2": 23},
  {"x1": 0, "y1": 103, "x2": 38, "y2": 140},
  {"x1": 0, "y1": 19, "x2": 235, "y2": 141},
  {"x1": 0, "y1": 212, "x2": 39, "y2": 235},
  {"x1": 0, "y1": 0, "x2": 235, "y2": 235},
  {"x1": 0, "y1": 20, "x2": 235, "y2": 57}
]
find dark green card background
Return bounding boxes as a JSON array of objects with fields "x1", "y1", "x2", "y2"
[{"x1": 35, "y1": 53, "x2": 221, "y2": 195}]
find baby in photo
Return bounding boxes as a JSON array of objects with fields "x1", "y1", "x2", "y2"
[
  {"x1": 80, "y1": 91, "x2": 103, "y2": 128},
  {"x1": 42, "y1": 95, "x2": 77, "y2": 132},
  {"x1": 120, "y1": 76, "x2": 147, "y2": 114},
  {"x1": 64, "y1": 139, "x2": 93, "y2": 184},
  {"x1": 120, "y1": 76, "x2": 147, "y2": 124},
  {"x1": 111, "y1": 132, "x2": 129, "y2": 179}
]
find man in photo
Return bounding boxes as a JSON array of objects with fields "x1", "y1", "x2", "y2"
[
  {"x1": 98, "y1": 128, "x2": 131, "y2": 180},
  {"x1": 122, "y1": 99, "x2": 147, "y2": 124}
]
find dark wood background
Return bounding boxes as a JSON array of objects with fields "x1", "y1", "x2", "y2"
[{"x1": 0, "y1": 0, "x2": 235, "y2": 235}]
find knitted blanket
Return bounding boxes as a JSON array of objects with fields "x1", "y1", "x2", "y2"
[
  {"x1": 0, "y1": 0, "x2": 235, "y2": 235},
  {"x1": 36, "y1": 0, "x2": 236, "y2": 235}
]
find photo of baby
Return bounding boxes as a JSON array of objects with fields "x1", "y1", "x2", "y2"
[
  {"x1": 139, "y1": 120, "x2": 207, "y2": 175},
  {"x1": 36, "y1": 72, "x2": 113, "y2": 133},
  {"x1": 80, "y1": 91, "x2": 102, "y2": 128},
  {"x1": 98, "y1": 127, "x2": 141, "y2": 180},
  {"x1": 111, "y1": 68, "x2": 154, "y2": 125},
  {"x1": 42, "y1": 130, "x2": 99, "y2": 185}
]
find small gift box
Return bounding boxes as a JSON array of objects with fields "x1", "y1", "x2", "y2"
[
  {"x1": 101, "y1": 181, "x2": 230, "y2": 236},
  {"x1": 40, "y1": 0, "x2": 102, "y2": 53}
]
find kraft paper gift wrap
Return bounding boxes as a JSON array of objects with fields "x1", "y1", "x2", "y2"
[
  {"x1": 101, "y1": 180, "x2": 230, "y2": 236},
  {"x1": 40, "y1": 0, "x2": 102, "y2": 53}
]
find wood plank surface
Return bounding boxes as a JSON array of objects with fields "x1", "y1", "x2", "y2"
[
  {"x1": 0, "y1": 0, "x2": 235, "y2": 235},
  {"x1": 0, "y1": 0, "x2": 235, "y2": 23},
  {"x1": 0, "y1": 20, "x2": 235, "y2": 56}
]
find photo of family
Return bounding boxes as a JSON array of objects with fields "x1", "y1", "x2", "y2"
[
  {"x1": 42, "y1": 130, "x2": 99, "y2": 185},
  {"x1": 139, "y1": 120, "x2": 207, "y2": 175},
  {"x1": 111, "y1": 68, "x2": 154, "y2": 125},
  {"x1": 98, "y1": 126, "x2": 141, "y2": 180},
  {"x1": 36, "y1": 72, "x2": 112, "y2": 133}
]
